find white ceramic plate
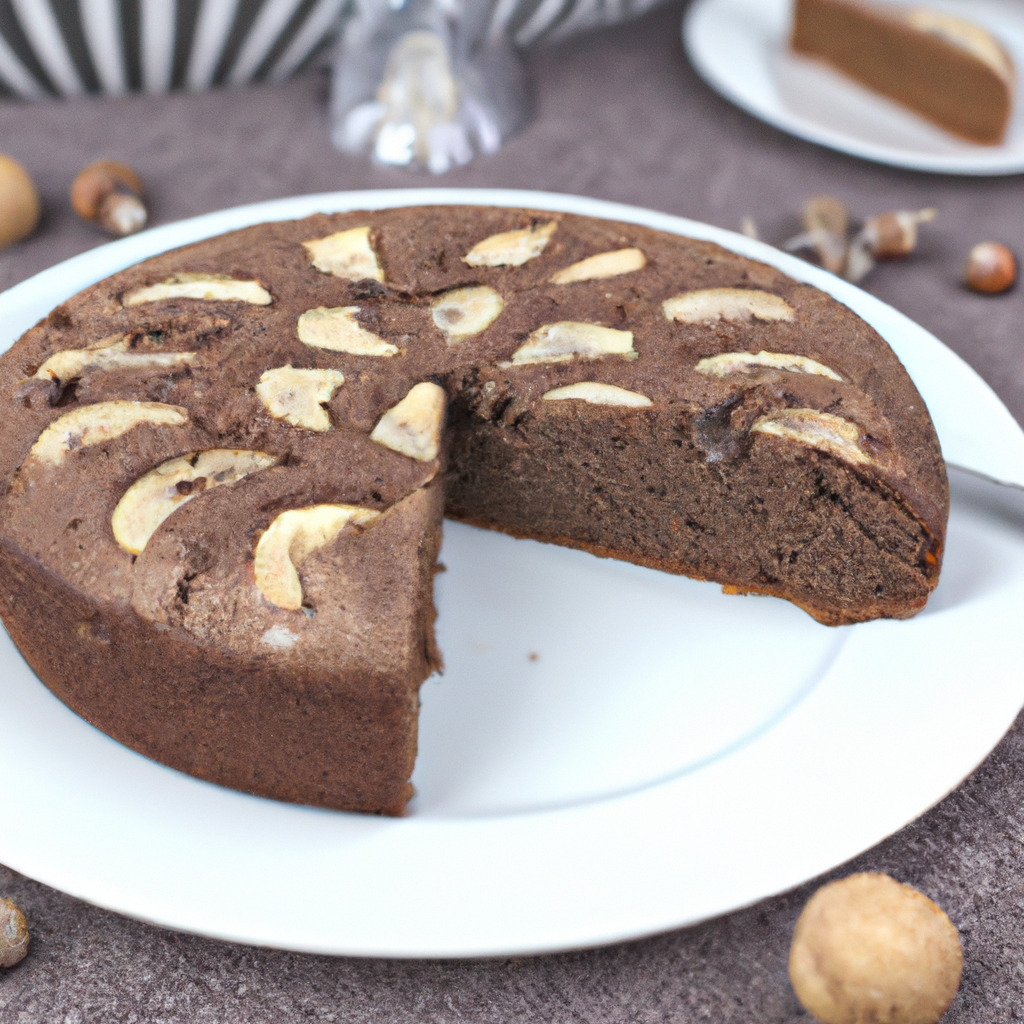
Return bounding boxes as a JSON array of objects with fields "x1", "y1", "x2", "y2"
[
  {"x1": 2, "y1": 189, "x2": 1024, "y2": 958},
  {"x1": 684, "y1": 0, "x2": 1024, "y2": 175}
]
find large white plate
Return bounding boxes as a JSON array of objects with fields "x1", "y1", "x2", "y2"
[
  {"x1": 2, "y1": 189, "x2": 1024, "y2": 958},
  {"x1": 684, "y1": 0, "x2": 1024, "y2": 175}
]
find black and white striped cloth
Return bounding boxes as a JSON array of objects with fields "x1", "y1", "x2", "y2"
[{"x1": 0, "y1": 0, "x2": 667, "y2": 99}]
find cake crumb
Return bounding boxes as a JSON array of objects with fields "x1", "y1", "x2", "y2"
[{"x1": 528, "y1": 651, "x2": 539, "y2": 662}]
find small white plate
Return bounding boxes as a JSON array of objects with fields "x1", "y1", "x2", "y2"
[
  {"x1": 684, "y1": 0, "x2": 1024, "y2": 175},
  {"x1": 1, "y1": 189, "x2": 1024, "y2": 958}
]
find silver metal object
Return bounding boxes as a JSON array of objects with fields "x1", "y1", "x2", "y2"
[{"x1": 331, "y1": 0, "x2": 531, "y2": 173}]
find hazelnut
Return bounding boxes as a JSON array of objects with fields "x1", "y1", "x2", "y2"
[
  {"x1": 297, "y1": 305, "x2": 398, "y2": 357},
  {"x1": 509, "y1": 321, "x2": 636, "y2": 365},
  {"x1": 786, "y1": 195, "x2": 850, "y2": 275},
  {"x1": 370, "y1": 382, "x2": 446, "y2": 461},
  {"x1": 663, "y1": 288, "x2": 795, "y2": 324},
  {"x1": 463, "y1": 220, "x2": 557, "y2": 267},
  {"x1": 964, "y1": 242, "x2": 1016, "y2": 294},
  {"x1": 112, "y1": 449, "x2": 278, "y2": 555},
  {"x1": 752, "y1": 408, "x2": 872, "y2": 466},
  {"x1": 32, "y1": 334, "x2": 195, "y2": 385},
  {"x1": 0, "y1": 154, "x2": 41, "y2": 251},
  {"x1": 256, "y1": 365, "x2": 345, "y2": 432},
  {"x1": 27, "y1": 400, "x2": 188, "y2": 466},
  {"x1": 694, "y1": 350, "x2": 842, "y2": 381},
  {"x1": 254, "y1": 504, "x2": 381, "y2": 610},
  {"x1": 303, "y1": 226, "x2": 384, "y2": 282},
  {"x1": 0, "y1": 897, "x2": 29, "y2": 968},
  {"x1": 860, "y1": 208, "x2": 938, "y2": 259},
  {"x1": 70, "y1": 159, "x2": 147, "y2": 236},
  {"x1": 430, "y1": 286, "x2": 504, "y2": 344},
  {"x1": 549, "y1": 247, "x2": 647, "y2": 284},
  {"x1": 123, "y1": 273, "x2": 272, "y2": 307},
  {"x1": 541, "y1": 381, "x2": 653, "y2": 407},
  {"x1": 789, "y1": 872, "x2": 962, "y2": 1024},
  {"x1": 843, "y1": 207, "x2": 937, "y2": 283}
]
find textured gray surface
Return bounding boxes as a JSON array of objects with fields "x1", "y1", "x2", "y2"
[{"x1": 2, "y1": 2, "x2": 1024, "y2": 1019}]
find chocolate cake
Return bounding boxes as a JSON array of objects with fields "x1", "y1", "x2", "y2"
[
  {"x1": 0, "y1": 205, "x2": 949, "y2": 814},
  {"x1": 791, "y1": 0, "x2": 1015, "y2": 146}
]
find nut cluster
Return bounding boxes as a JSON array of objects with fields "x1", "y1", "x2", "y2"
[
  {"x1": 781, "y1": 195, "x2": 937, "y2": 284},
  {"x1": 0, "y1": 154, "x2": 149, "y2": 253},
  {"x1": 771, "y1": 194, "x2": 1018, "y2": 299}
]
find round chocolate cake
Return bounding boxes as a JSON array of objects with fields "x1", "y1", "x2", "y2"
[{"x1": 0, "y1": 205, "x2": 948, "y2": 813}]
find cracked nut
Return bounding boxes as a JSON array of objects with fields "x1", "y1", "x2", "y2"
[
  {"x1": 695, "y1": 350, "x2": 842, "y2": 381},
  {"x1": 542, "y1": 381, "x2": 652, "y2": 407},
  {"x1": 964, "y1": 242, "x2": 1016, "y2": 294},
  {"x1": 112, "y1": 449, "x2": 278, "y2": 555},
  {"x1": 0, "y1": 154, "x2": 41, "y2": 251},
  {"x1": 27, "y1": 401, "x2": 188, "y2": 466},
  {"x1": 70, "y1": 160, "x2": 147, "y2": 236},
  {"x1": 123, "y1": 273, "x2": 272, "y2": 307},
  {"x1": 303, "y1": 226, "x2": 384, "y2": 282},
  {"x1": 851, "y1": 208, "x2": 937, "y2": 269},
  {"x1": 32, "y1": 334, "x2": 196, "y2": 383},
  {"x1": 549, "y1": 247, "x2": 647, "y2": 284},
  {"x1": 751, "y1": 408, "x2": 871, "y2": 466},
  {"x1": 509, "y1": 322, "x2": 636, "y2": 365},
  {"x1": 789, "y1": 873, "x2": 962, "y2": 1024},
  {"x1": 297, "y1": 306, "x2": 398, "y2": 356},
  {"x1": 783, "y1": 195, "x2": 850, "y2": 275},
  {"x1": 0, "y1": 897, "x2": 29, "y2": 969},
  {"x1": 463, "y1": 220, "x2": 557, "y2": 267},
  {"x1": 256, "y1": 365, "x2": 345, "y2": 432},
  {"x1": 255, "y1": 504, "x2": 381, "y2": 610},
  {"x1": 431, "y1": 286, "x2": 503, "y2": 344},
  {"x1": 663, "y1": 288, "x2": 795, "y2": 324},
  {"x1": 370, "y1": 382, "x2": 446, "y2": 461}
]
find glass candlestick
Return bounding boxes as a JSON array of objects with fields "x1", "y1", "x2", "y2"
[{"x1": 330, "y1": 0, "x2": 532, "y2": 173}]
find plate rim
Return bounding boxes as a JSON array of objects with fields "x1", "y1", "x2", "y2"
[{"x1": 1, "y1": 187, "x2": 1024, "y2": 958}]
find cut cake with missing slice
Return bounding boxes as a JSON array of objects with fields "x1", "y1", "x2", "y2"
[{"x1": 0, "y1": 205, "x2": 949, "y2": 813}]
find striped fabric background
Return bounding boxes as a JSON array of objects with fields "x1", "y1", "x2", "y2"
[{"x1": 0, "y1": 0, "x2": 667, "y2": 99}]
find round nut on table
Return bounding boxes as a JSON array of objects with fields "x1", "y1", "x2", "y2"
[
  {"x1": 0, "y1": 897, "x2": 29, "y2": 968},
  {"x1": 789, "y1": 872, "x2": 962, "y2": 1024},
  {"x1": 964, "y1": 242, "x2": 1016, "y2": 294},
  {"x1": 0, "y1": 154, "x2": 41, "y2": 251}
]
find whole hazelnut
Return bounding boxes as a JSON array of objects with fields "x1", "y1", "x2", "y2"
[
  {"x1": 0, "y1": 897, "x2": 29, "y2": 968},
  {"x1": 0, "y1": 154, "x2": 41, "y2": 251},
  {"x1": 70, "y1": 159, "x2": 147, "y2": 236},
  {"x1": 789, "y1": 872, "x2": 962, "y2": 1024},
  {"x1": 964, "y1": 242, "x2": 1016, "y2": 294}
]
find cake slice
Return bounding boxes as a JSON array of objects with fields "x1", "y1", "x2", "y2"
[{"x1": 791, "y1": 0, "x2": 1015, "y2": 145}]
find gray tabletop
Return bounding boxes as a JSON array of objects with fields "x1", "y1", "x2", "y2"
[{"x1": 2, "y1": 3, "x2": 1024, "y2": 1020}]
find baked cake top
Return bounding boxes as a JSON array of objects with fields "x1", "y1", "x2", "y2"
[{"x1": 0, "y1": 205, "x2": 948, "y2": 645}]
